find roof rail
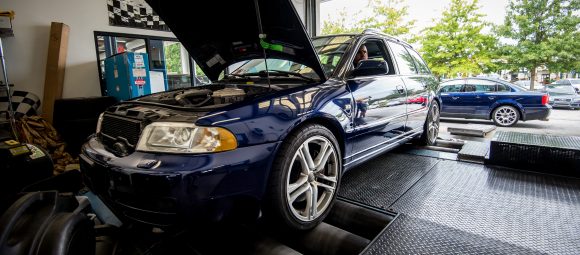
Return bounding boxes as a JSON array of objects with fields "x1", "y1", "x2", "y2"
[{"x1": 361, "y1": 29, "x2": 413, "y2": 48}]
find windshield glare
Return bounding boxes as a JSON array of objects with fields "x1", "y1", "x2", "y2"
[
  {"x1": 229, "y1": 59, "x2": 315, "y2": 77},
  {"x1": 221, "y1": 35, "x2": 354, "y2": 81}
]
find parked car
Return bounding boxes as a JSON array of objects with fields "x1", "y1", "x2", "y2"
[
  {"x1": 438, "y1": 78, "x2": 551, "y2": 126},
  {"x1": 544, "y1": 83, "x2": 580, "y2": 109},
  {"x1": 80, "y1": 0, "x2": 441, "y2": 231},
  {"x1": 551, "y1": 79, "x2": 580, "y2": 94}
]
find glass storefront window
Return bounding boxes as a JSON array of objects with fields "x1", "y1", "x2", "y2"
[{"x1": 94, "y1": 32, "x2": 210, "y2": 96}]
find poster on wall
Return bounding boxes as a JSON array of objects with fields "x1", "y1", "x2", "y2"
[{"x1": 107, "y1": 0, "x2": 170, "y2": 32}]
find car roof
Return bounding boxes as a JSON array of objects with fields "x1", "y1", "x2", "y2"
[
  {"x1": 440, "y1": 77, "x2": 509, "y2": 84},
  {"x1": 313, "y1": 29, "x2": 414, "y2": 49}
]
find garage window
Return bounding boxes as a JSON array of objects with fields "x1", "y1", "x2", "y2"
[{"x1": 94, "y1": 31, "x2": 208, "y2": 96}]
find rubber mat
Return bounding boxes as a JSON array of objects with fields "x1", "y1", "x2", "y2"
[
  {"x1": 390, "y1": 160, "x2": 580, "y2": 255},
  {"x1": 363, "y1": 214, "x2": 543, "y2": 255},
  {"x1": 338, "y1": 153, "x2": 439, "y2": 210}
]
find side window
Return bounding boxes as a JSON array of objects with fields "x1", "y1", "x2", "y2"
[
  {"x1": 441, "y1": 84, "x2": 463, "y2": 92},
  {"x1": 497, "y1": 84, "x2": 511, "y2": 92},
  {"x1": 475, "y1": 85, "x2": 496, "y2": 92},
  {"x1": 354, "y1": 39, "x2": 396, "y2": 75},
  {"x1": 463, "y1": 84, "x2": 476, "y2": 92},
  {"x1": 466, "y1": 79, "x2": 498, "y2": 93},
  {"x1": 388, "y1": 42, "x2": 417, "y2": 75},
  {"x1": 407, "y1": 48, "x2": 431, "y2": 74}
]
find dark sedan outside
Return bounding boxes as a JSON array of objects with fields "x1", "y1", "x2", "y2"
[{"x1": 438, "y1": 77, "x2": 551, "y2": 126}]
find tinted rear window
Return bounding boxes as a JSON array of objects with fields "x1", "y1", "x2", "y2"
[
  {"x1": 440, "y1": 84, "x2": 463, "y2": 92},
  {"x1": 497, "y1": 84, "x2": 511, "y2": 92}
]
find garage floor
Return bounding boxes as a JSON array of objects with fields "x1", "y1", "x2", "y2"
[{"x1": 340, "y1": 152, "x2": 580, "y2": 254}]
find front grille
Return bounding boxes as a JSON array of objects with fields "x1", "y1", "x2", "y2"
[{"x1": 100, "y1": 114, "x2": 142, "y2": 147}]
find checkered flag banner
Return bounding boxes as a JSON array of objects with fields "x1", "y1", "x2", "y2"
[
  {"x1": 0, "y1": 90, "x2": 41, "y2": 119},
  {"x1": 107, "y1": 0, "x2": 170, "y2": 32}
]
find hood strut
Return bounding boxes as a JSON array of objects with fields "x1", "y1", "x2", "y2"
[{"x1": 253, "y1": 0, "x2": 272, "y2": 91}]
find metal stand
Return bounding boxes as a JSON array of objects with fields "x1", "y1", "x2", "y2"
[{"x1": 0, "y1": 37, "x2": 19, "y2": 141}]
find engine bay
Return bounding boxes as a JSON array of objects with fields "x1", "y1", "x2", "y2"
[{"x1": 134, "y1": 84, "x2": 273, "y2": 108}]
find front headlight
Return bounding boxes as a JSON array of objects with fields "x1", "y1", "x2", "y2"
[{"x1": 136, "y1": 122, "x2": 237, "y2": 153}]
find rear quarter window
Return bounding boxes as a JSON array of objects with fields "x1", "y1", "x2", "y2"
[{"x1": 497, "y1": 84, "x2": 512, "y2": 92}]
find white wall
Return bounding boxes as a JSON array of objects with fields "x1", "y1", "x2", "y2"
[
  {"x1": 1, "y1": 0, "x2": 318, "y2": 100},
  {"x1": 2, "y1": 0, "x2": 175, "y2": 99}
]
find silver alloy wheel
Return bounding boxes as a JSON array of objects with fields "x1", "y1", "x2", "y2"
[
  {"x1": 428, "y1": 103, "x2": 440, "y2": 144},
  {"x1": 494, "y1": 106, "x2": 518, "y2": 126},
  {"x1": 286, "y1": 135, "x2": 338, "y2": 222}
]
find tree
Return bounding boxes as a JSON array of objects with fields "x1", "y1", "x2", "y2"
[
  {"x1": 321, "y1": 10, "x2": 359, "y2": 35},
  {"x1": 419, "y1": 0, "x2": 498, "y2": 78},
  {"x1": 357, "y1": 0, "x2": 416, "y2": 40},
  {"x1": 496, "y1": 0, "x2": 580, "y2": 89},
  {"x1": 321, "y1": 0, "x2": 416, "y2": 40},
  {"x1": 164, "y1": 43, "x2": 182, "y2": 74}
]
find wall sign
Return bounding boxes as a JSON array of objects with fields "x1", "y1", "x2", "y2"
[{"x1": 107, "y1": 0, "x2": 170, "y2": 32}]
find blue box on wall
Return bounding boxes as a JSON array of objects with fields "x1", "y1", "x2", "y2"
[{"x1": 104, "y1": 52, "x2": 151, "y2": 101}]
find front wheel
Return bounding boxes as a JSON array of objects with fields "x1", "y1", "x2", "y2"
[
  {"x1": 492, "y1": 105, "x2": 520, "y2": 127},
  {"x1": 418, "y1": 101, "x2": 440, "y2": 145},
  {"x1": 264, "y1": 124, "x2": 341, "y2": 231}
]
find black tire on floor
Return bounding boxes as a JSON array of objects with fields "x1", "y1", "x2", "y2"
[
  {"x1": 417, "y1": 101, "x2": 440, "y2": 146},
  {"x1": 264, "y1": 124, "x2": 342, "y2": 231}
]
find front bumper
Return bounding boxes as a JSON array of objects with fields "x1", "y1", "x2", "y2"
[
  {"x1": 80, "y1": 137, "x2": 280, "y2": 227},
  {"x1": 524, "y1": 105, "x2": 551, "y2": 121},
  {"x1": 549, "y1": 101, "x2": 580, "y2": 109}
]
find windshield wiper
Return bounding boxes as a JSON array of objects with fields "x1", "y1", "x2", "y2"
[
  {"x1": 258, "y1": 70, "x2": 316, "y2": 82},
  {"x1": 224, "y1": 73, "x2": 249, "y2": 79}
]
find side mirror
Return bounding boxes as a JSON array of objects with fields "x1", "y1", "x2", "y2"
[{"x1": 349, "y1": 60, "x2": 389, "y2": 78}]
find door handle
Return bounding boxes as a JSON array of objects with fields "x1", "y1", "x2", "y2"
[
  {"x1": 488, "y1": 96, "x2": 496, "y2": 100},
  {"x1": 396, "y1": 85, "x2": 405, "y2": 94},
  {"x1": 452, "y1": 96, "x2": 459, "y2": 100}
]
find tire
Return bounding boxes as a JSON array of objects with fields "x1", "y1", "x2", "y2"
[
  {"x1": 418, "y1": 101, "x2": 440, "y2": 146},
  {"x1": 492, "y1": 105, "x2": 520, "y2": 127},
  {"x1": 264, "y1": 124, "x2": 341, "y2": 231}
]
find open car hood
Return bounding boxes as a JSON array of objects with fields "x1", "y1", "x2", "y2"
[{"x1": 145, "y1": 0, "x2": 327, "y2": 82}]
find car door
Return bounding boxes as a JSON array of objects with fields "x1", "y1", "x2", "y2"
[
  {"x1": 458, "y1": 83, "x2": 482, "y2": 115},
  {"x1": 466, "y1": 79, "x2": 498, "y2": 118},
  {"x1": 346, "y1": 39, "x2": 407, "y2": 163},
  {"x1": 396, "y1": 45, "x2": 431, "y2": 131},
  {"x1": 439, "y1": 80, "x2": 466, "y2": 116}
]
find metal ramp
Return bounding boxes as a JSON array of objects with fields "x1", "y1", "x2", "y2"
[
  {"x1": 488, "y1": 131, "x2": 580, "y2": 177},
  {"x1": 457, "y1": 140, "x2": 490, "y2": 163},
  {"x1": 448, "y1": 124, "x2": 496, "y2": 137}
]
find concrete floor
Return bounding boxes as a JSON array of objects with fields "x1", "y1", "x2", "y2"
[{"x1": 439, "y1": 108, "x2": 580, "y2": 141}]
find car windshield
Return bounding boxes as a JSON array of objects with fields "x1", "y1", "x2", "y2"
[
  {"x1": 219, "y1": 35, "x2": 354, "y2": 83},
  {"x1": 225, "y1": 58, "x2": 318, "y2": 81},
  {"x1": 545, "y1": 84, "x2": 576, "y2": 95},
  {"x1": 312, "y1": 35, "x2": 355, "y2": 76}
]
